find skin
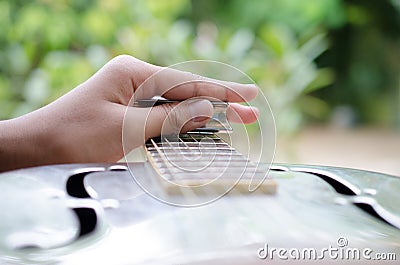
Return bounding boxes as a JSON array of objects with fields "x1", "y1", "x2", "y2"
[{"x1": 0, "y1": 55, "x2": 259, "y2": 172}]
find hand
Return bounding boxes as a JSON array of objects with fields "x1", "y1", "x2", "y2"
[{"x1": 0, "y1": 55, "x2": 259, "y2": 172}]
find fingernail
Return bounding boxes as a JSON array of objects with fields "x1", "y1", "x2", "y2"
[{"x1": 188, "y1": 99, "x2": 213, "y2": 122}]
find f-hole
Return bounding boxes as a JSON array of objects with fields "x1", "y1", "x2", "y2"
[
  {"x1": 293, "y1": 169, "x2": 358, "y2": 196},
  {"x1": 353, "y1": 203, "x2": 397, "y2": 229},
  {"x1": 66, "y1": 172, "x2": 91, "y2": 198},
  {"x1": 73, "y1": 208, "x2": 97, "y2": 237}
]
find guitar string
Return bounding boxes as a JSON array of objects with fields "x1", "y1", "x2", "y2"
[
  {"x1": 153, "y1": 137, "x2": 265, "y2": 182},
  {"x1": 150, "y1": 135, "x2": 226, "y2": 199},
  {"x1": 149, "y1": 134, "x2": 264, "y2": 183},
  {"x1": 148, "y1": 138, "x2": 177, "y2": 182},
  {"x1": 176, "y1": 134, "x2": 236, "y2": 200},
  {"x1": 153, "y1": 134, "x2": 243, "y2": 180}
]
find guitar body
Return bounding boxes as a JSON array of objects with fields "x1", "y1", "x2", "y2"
[{"x1": 0, "y1": 161, "x2": 399, "y2": 264}]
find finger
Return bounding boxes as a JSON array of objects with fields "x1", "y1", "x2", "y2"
[
  {"x1": 227, "y1": 103, "x2": 259, "y2": 124},
  {"x1": 88, "y1": 55, "x2": 259, "y2": 105},
  {"x1": 134, "y1": 66, "x2": 259, "y2": 103},
  {"x1": 92, "y1": 55, "x2": 258, "y2": 104},
  {"x1": 123, "y1": 99, "x2": 214, "y2": 146}
]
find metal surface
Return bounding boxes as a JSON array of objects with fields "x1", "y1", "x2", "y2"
[{"x1": 0, "y1": 163, "x2": 399, "y2": 264}]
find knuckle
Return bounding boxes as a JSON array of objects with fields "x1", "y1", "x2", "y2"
[
  {"x1": 108, "y1": 55, "x2": 140, "y2": 75},
  {"x1": 111, "y1": 54, "x2": 137, "y2": 65},
  {"x1": 190, "y1": 73, "x2": 205, "y2": 97},
  {"x1": 191, "y1": 81, "x2": 202, "y2": 97}
]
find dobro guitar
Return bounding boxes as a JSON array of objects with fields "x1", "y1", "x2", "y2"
[{"x1": 0, "y1": 99, "x2": 399, "y2": 265}]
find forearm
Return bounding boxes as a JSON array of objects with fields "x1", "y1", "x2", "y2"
[{"x1": 0, "y1": 115, "x2": 57, "y2": 172}]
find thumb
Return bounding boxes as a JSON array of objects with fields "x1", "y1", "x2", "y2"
[
  {"x1": 123, "y1": 99, "x2": 214, "y2": 150},
  {"x1": 148, "y1": 99, "x2": 214, "y2": 139}
]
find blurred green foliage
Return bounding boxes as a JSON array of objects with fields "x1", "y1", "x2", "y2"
[{"x1": 0, "y1": 0, "x2": 399, "y2": 133}]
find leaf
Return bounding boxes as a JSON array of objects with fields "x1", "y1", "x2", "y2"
[{"x1": 303, "y1": 68, "x2": 335, "y2": 94}]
